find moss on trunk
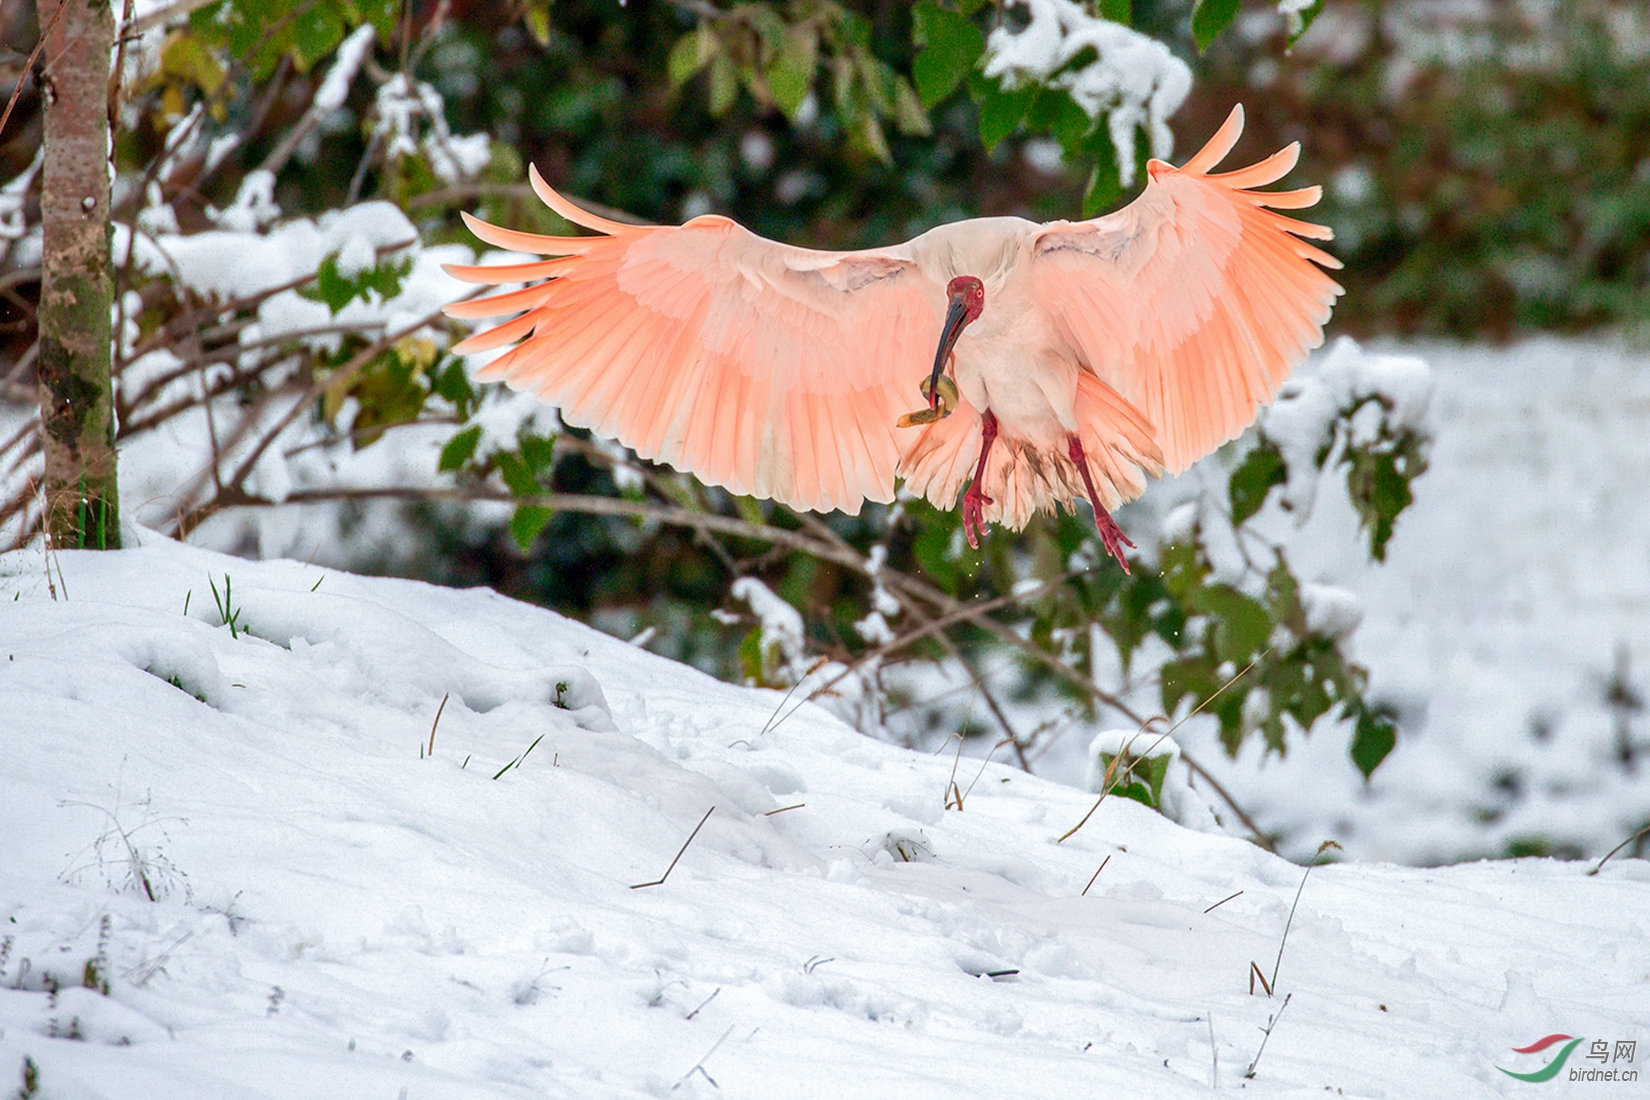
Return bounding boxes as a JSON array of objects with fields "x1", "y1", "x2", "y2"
[{"x1": 37, "y1": 0, "x2": 118, "y2": 549}]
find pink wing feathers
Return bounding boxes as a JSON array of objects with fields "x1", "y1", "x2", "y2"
[
  {"x1": 445, "y1": 167, "x2": 938, "y2": 514},
  {"x1": 1031, "y1": 104, "x2": 1345, "y2": 474}
]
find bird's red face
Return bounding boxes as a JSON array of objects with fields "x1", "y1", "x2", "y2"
[
  {"x1": 927, "y1": 276, "x2": 985, "y2": 410},
  {"x1": 947, "y1": 275, "x2": 986, "y2": 323}
]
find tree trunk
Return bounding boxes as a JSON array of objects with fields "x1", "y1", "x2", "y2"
[{"x1": 37, "y1": 0, "x2": 118, "y2": 549}]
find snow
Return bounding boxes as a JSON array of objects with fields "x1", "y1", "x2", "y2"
[
  {"x1": 1259, "y1": 337, "x2": 1432, "y2": 519},
  {"x1": 1174, "y1": 337, "x2": 1650, "y2": 866},
  {"x1": 982, "y1": 0, "x2": 1192, "y2": 186},
  {"x1": 2, "y1": 536, "x2": 1646, "y2": 1097},
  {"x1": 315, "y1": 25, "x2": 377, "y2": 113},
  {"x1": 113, "y1": 202, "x2": 418, "y2": 304},
  {"x1": 373, "y1": 75, "x2": 493, "y2": 184}
]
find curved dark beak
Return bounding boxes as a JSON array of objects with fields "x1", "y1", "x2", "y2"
[{"x1": 927, "y1": 294, "x2": 970, "y2": 409}]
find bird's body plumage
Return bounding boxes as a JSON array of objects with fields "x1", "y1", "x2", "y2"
[{"x1": 446, "y1": 106, "x2": 1343, "y2": 560}]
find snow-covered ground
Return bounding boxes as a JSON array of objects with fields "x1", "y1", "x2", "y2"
[{"x1": 3, "y1": 538, "x2": 1647, "y2": 1097}]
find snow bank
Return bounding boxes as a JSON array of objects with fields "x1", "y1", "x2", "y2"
[{"x1": 1, "y1": 537, "x2": 1643, "y2": 1097}]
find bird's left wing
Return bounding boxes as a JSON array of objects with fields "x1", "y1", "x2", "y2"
[
  {"x1": 1030, "y1": 105, "x2": 1344, "y2": 474},
  {"x1": 445, "y1": 169, "x2": 938, "y2": 514}
]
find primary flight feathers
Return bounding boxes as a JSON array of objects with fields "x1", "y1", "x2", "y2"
[{"x1": 445, "y1": 105, "x2": 1343, "y2": 545}]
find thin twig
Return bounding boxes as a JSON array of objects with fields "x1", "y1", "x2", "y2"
[
  {"x1": 631, "y1": 806, "x2": 715, "y2": 889},
  {"x1": 426, "y1": 693, "x2": 449, "y2": 757},
  {"x1": 962, "y1": 736, "x2": 1011, "y2": 803},
  {"x1": 1587, "y1": 822, "x2": 1650, "y2": 876},
  {"x1": 0, "y1": 0, "x2": 70, "y2": 142},
  {"x1": 1203, "y1": 889, "x2": 1243, "y2": 914},
  {"x1": 684, "y1": 987, "x2": 720, "y2": 1021},
  {"x1": 676, "y1": 1024, "x2": 734, "y2": 1090},
  {"x1": 1080, "y1": 854, "x2": 1111, "y2": 896},
  {"x1": 1207, "y1": 1013, "x2": 1218, "y2": 1091},
  {"x1": 1268, "y1": 840, "x2": 1340, "y2": 995},
  {"x1": 1243, "y1": 993, "x2": 1292, "y2": 1079}
]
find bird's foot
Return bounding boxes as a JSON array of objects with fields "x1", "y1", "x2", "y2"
[
  {"x1": 962, "y1": 483, "x2": 993, "y2": 549},
  {"x1": 1092, "y1": 510, "x2": 1135, "y2": 574}
]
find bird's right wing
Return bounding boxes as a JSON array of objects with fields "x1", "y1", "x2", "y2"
[
  {"x1": 1030, "y1": 105, "x2": 1345, "y2": 473},
  {"x1": 445, "y1": 169, "x2": 939, "y2": 515}
]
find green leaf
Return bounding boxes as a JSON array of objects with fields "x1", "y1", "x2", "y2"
[
  {"x1": 738, "y1": 626, "x2": 766, "y2": 685},
  {"x1": 342, "y1": 349, "x2": 427, "y2": 449},
  {"x1": 509, "y1": 505, "x2": 554, "y2": 551},
  {"x1": 1229, "y1": 440, "x2": 1287, "y2": 525},
  {"x1": 159, "y1": 31, "x2": 227, "y2": 97},
  {"x1": 1160, "y1": 653, "x2": 1218, "y2": 717},
  {"x1": 1341, "y1": 417, "x2": 1425, "y2": 562},
  {"x1": 301, "y1": 252, "x2": 412, "y2": 316},
  {"x1": 892, "y1": 78, "x2": 932, "y2": 136},
  {"x1": 429, "y1": 360, "x2": 476, "y2": 414},
  {"x1": 1101, "y1": 751, "x2": 1173, "y2": 808},
  {"x1": 1043, "y1": 92, "x2": 1095, "y2": 156},
  {"x1": 668, "y1": 26, "x2": 718, "y2": 86},
  {"x1": 911, "y1": 2, "x2": 986, "y2": 109},
  {"x1": 969, "y1": 74, "x2": 1033, "y2": 151},
  {"x1": 519, "y1": 431, "x2": 557, "y2": 475},
  {"x1": 746, "y1": 6, "x2": 788, "y2": 52},
  {"x1": 1349, "y1": 702, "x2": 1397, "y2": 778},
  {"x1": 857, "y1": 114, "x2": 892, "y2": 163},
  {"x1": 308, "y1": 254, "x2": 352, "y2": 314},
  {"x1": 707, "y1": 53, "x2": 739, "y2": 116},
  {"x1": 522, "y1": 1, "x2": 551, "y2": 47},
  {"x1": 1099, "y1": 0, "x2": 1132, "y2": 25},
  {"x1": 857, "y1": 55, "x2": 896, "y2": 114},
  {"x1": 438, "y1": 424, "x2": 482, "y2": 473},
  {"x1": 495, "y1": 451, "x2": 539, "y2": 497},
  {"x1": 1158, "y1": 533, "x2": 1210, "y2": 602},
  {"x1": 1285, "y1": 0, "x2": 1326, "y2": 49},
  {"x1": 291, "y1": 5, "x2": 344, "y2": 71},
  {"x1": 1112, "y1": 780, "x2": 1156, "y2": 808},
  {"x1": 835, "y1": 9, "x2": 874, "y2": 49},
  {"x1": 1191, "y1": 0, "x2": 1242, "y2": 53},
  {"x1": 766, "y1": 25, "x2": 816, "y2": 120},
  {"x1": 355, "y1": 0, "x2": 399, "y2": 38},
  {"x1": 1082, "y1": 144, "x2": 1123, "y2": 217},
  {"x1": 1193, "y1": 584, "x2": 1272, "y2": 663}
]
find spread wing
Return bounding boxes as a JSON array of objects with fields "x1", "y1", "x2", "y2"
[
  {"x1": 445, "y1": 167, "x2": 939, "y2": 514},
  {"x1": 1031, "y1": 105, "x2": 1345, "y2": 473}
]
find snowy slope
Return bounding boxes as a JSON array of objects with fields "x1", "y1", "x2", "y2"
[{"x1": 2, "y1": 539, "x2": 1646, "y2": 1097}]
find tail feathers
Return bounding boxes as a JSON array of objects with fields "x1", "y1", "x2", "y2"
[
  {"x1": 897, "y1": 373, "x2": 1164, "y2": 530},
  {"x1": 898, "y1": 402, "x2": 984, "y2": 515}
]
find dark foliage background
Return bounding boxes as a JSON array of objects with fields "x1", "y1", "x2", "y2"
[{"x1": 1, "y1": 0, "x2": 1642, "y2": 831}]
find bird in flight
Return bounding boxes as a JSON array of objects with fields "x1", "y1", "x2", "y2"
[{"x1": 445, "y1": 105, "x2": 1342, "y2": 571}]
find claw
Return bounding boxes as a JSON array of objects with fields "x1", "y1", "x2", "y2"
[
  {"x1": 962, "y1": 483, "x2": 993, "y2": 549},
  {"x1": 1092, "y1": 510, "x2": 1136, "y2": 573}
]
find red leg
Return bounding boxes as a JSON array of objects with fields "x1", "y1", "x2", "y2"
[
  {"x1": 1068, "y1": 434, "x2": 1134, "y2": 573},
  {"x1": 962, "y1": 410, "x2": 999, "y2": 549}
]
